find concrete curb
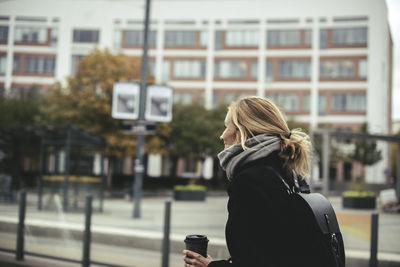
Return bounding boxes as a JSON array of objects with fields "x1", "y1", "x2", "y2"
[
  {"x1": 0, "y1": 216, "x2": 230, "y2": 259},
  {"x1": 1, "y1": 216, "x2": 400, "y2": 265}
]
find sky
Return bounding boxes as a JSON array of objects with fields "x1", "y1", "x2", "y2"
[{"x1": 387, "y1": 0, "x2": 400, "y2": 120}]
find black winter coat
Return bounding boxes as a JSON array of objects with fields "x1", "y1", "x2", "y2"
[{"x1": 209, "y1": 152, "x2": 326, "y2": 267}]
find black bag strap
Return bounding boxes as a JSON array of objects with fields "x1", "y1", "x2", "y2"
[
  {"x1": 267, "y1": 167, "x2": 310, "y2": 194},
  {"x1": 296, "y1": 174, "x2": 311, "y2": 194}
]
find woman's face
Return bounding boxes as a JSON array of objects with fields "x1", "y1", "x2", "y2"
[{"x1": 220, "y1": 111, "x2": 237, "y2": 149}]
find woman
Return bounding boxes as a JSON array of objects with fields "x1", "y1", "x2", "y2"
[{"x1": 183, "y1": 96, "x2": 324, "y2": 267}]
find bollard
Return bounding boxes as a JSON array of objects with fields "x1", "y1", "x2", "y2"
[
  {"x1": 369, "y1": 213, "x2": 379, "y2": 267},
  {"x1": 16, "y1": 191, "x2": 26, "y2": 261},
  {"x1": 82, "y1": 195, "x2": 93, "y2": 267},
  {"x1": 37, "y1": 176, "x2": 43, "y2": 210},
  {"x1": 161, "y1": 201, "x2": 171, "y2": 267}
]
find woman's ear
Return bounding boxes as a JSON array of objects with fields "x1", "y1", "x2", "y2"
[{"x1": 234, "y1": 129, "x2": 241, "y2": 144}]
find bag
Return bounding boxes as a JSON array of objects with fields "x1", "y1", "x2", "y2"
[{"x1": 268, "y1": 167, "x2": 346, "y2": 267}]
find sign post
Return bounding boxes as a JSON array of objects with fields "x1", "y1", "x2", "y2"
[
  {"x1": 132, "y1": 0, "x2": 151, "y2": 219},
  {"x1": 112, "y1": 0, "x2": 173, "y2": 219}
]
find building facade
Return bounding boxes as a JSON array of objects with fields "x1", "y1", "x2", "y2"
[{"x1": 0, "y1": 0, "x2": 393, "y2": 183}]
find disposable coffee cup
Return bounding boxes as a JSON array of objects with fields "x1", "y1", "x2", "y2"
[{"x1": 184, "y1": 234, "x2": 209, "y2": 258}]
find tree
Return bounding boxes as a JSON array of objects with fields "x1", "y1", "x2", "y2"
[
  {"x1": 348, "y1": 123, "x2": 382, "y2": 190},
  {"x1": 168, "y1": 103, "x2": 226, "y2": 157},
  {"x1": 165, "y1": 103, "x2": 226, "y2": 179},
  {"x1": 37, "y1": 48, "x2": 167, "y2": 189},
  {"x1": 0, "y1": 85, "x2": 43, "y2": 189},
  {"x1": 0, "y1": 85, "x2": 42, "y2": 127}
]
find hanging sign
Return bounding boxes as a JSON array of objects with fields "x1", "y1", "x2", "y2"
[
  {"x1": 145, "y1": 85, "x2": 173, "y2": 122},
  {"x1": 112, "y1": 82, "x2": 140, "y2": 120}
]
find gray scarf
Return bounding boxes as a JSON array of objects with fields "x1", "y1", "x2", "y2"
[{"x1": 217, "y1": 133, "x2": 281, "y2": 180}]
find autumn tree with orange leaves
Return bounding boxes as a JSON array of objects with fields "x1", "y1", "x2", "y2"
[{"x1": 37, "y1": 48, "x2": 170, "y2": 189}]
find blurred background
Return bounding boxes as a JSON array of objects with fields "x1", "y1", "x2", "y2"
[{"x1": 0, "y1": 0, "x2": 399, "y2": 266}]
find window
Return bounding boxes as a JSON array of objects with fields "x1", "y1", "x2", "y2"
[
  {"x1": 228, "y1": 20, "x2": 259, "y2": 25},
  {"x1": 14, "y1": 26, "x2": 47, "y2": 43},
  {"x1": 226, "y1": 30, "x2": 259, "y2": 47},
  {"x1": 358, "y1": 59, "x2": 367, "y2": 78},
  {"x1": 148, "y1": 60, "x2": 156, "y2": 77},
  {"x1": 0, "y1": 55, "x2": 6, "y2": 75},
  {"x1": 24, "y1": 56, "x2": 55, "y2": 74},
  {"x1": 13, "y1": 56, "x2": 20, "y2": 73},
  {"x1": 73, "y1": 29, "x2": 99, "y2": 43},
  {"x1": 332, "y1": 27, "x2": 367, "y2": 46},
  {"x1": 278, "y1": 60, "x2": 311, "y2": 78},
  {"x1": 266, "y1": 61, "x2": 273, "y2": 82},
  {"x1": 50, "y1": 28, "x2": 58, "y2": 47},
  {"x1": 0, "y1": 26, "x2": 8, "y2": 42},
  {"x1": 302, "y1": 94, "x2": 310, "y2": 111},
  {"x1": 333, "y1": 16, "x2": 368, "y2": 22},
  {"x1": 173, "y1": 92, "x2": 193, "y2": 104},
  {"x1": 320, "y1": 29, "x2": 327, "y2": 49},
  {"x1": 214, "y1": 60, "x2": 250, "y2": 79},
  {"x1": 320, "y1": 60, "x2": 355, "y2": 78},
  {"x1": 267, "y1": 19, "x2": 299, "y2": 24},
  {"x1": 165, "y1": 31, "x2": 197, "y2": 47},
  {"x1": 213, "y1": 92, "x2": 220, "y2": 108},
  {"x1": 223, "y1": 92, "x2": 252, "y2": 105},
  {"x1": 267, "y1": 93, "x2": 299, "y2": 112},
  {"x1": 165, "y1": 20, "x2": 195, "y2": 25},
  {"x1": 71, "y1": 55, "x2": 84, "y2": 75},
  {"x1": 113, "y1": 30, "x2": 122, "y2": 50},
  {"x1": 124, "y1": 30, "x2": 156, "y2": 47},
  {"x1": 304, "y1": 30, "x2": 312, "y2": 46},
  {"x1": 250, "y1": 61, "x2": 258, "y2": 78},
  {"x1": 267, "y1": 30, "x2": 300, "y2": 46},
  {"x1": 223, "y1": 92, "x2": 236, "y2": 104},
  {"x1": 318, "y1": 94, "x2": 326, "y2": 115},
  {"x1": 173, "y1": 60, "x2": 205, "y2": 78},
  {"x1": 161, "y1": 60, "x2": 170, "y2": 83},
  {"x1": 16, "y1": 16, "x2": 46, "y2": 22},
  {"x1": 331, "y1": 94, "x2": 366, "y2": 112},
  {"x1": 200, "y1": 30, "x2": 208, "y2": 47},
  {"x1": 215, "y1": 31, "x2": 222, "y2": 50}
]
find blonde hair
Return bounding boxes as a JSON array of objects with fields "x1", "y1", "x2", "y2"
[{"x1": 228, "y1": 96, "x2": 311, "y2": 178}]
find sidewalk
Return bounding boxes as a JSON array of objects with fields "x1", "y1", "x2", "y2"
[{"x1": 0, "y1": 192, "x2": 399, "y2": 266}]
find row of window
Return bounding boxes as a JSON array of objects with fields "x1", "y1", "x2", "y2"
[
  {"x1": 115, "y1": 27, "x2": 367, "y2": 49},
  {"x1": 1, "y1": 53, "x2": 368, "y2": 80},
  {"x1": 268, "y1": 92, "x2": 366, "y2": 113},
  {"x1": 0, "y1": 26, "x2": 368, "y2": 49},
  {"x1": 0, "y1": 26, "x2": 58, "y2": 46},
  {"x1": 12, "y1": 54, "x2": 56, "y2": 75},
  {"x1": 161, "y1": 58, "x2": 367, "y2": 81},
  {"x1": 173, "y1": 90, "x2": 366, "y2": 114},
  {"x1": 320, "y1": 28, "x2": 367, "y2": 49},
  {"x1": 3, "y1": 79, "x2": 365, "y2": 115}
]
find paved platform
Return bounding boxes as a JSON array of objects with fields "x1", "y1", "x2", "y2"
[{"x1": 0, "y1": 192, "x2": 399, "y2": 267}]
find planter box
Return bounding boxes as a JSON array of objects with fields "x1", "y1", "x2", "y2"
[
  {"x1": 173, "y1": 190, "x2": 206, "y2": 201},
  {"x1": 342, "y1": 196, "x2": 376, "y2": 209}
]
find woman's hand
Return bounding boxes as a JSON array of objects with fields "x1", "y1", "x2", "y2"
[{"x1": 183, "y1": 249, "x2": 213, "y2": 267}]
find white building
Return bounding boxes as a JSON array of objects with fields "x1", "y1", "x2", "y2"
[{"x1": 0, "y1": 0, "x2": 393, "y2": 183}]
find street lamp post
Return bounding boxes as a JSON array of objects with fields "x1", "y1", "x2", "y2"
[{"x1": 133, "y1": 0, "x2": 151, "y2": 218}]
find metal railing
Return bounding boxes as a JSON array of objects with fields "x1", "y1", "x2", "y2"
[
  {"x1": 1, "y1": 191, "x2": 173, "y2": 267},
  {"x1": 1, "y1": 191, "x2": 382, "y2": 267}
]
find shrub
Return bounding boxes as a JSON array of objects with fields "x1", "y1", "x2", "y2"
[
  {"x1": 174, "y1": 185, "x2": 206, "y2": 191},
  {"x1": 342, "y1": 190, "x2": 375, "y2": 198}
]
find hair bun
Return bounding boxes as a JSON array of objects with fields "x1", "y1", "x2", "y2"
[{"x1": 279, "y1": 129, "x2": 311, "y2": 178}]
